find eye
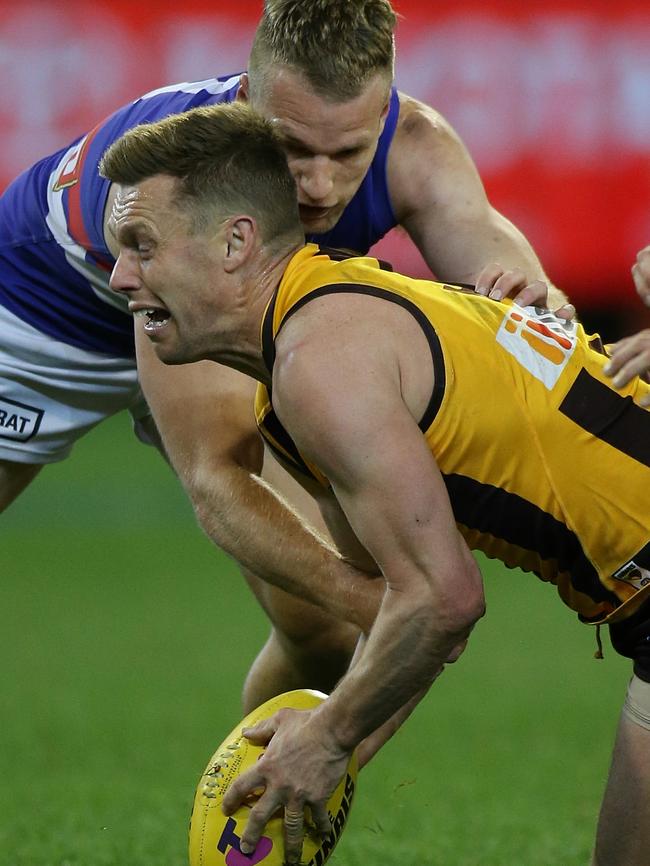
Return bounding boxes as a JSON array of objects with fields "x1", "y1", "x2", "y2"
[
  {"x1": 338, "y1": 148, "x2": 362, "y2": 159},
  {"x1": 135, "y1": 244, "x2": 154, "y2": 262},
  {"x1": 134, "y1": 236, "x2": 154, "y2": 254},
  {"x1": 285, "y1": 144, "x2": 313, "y2": 159}
]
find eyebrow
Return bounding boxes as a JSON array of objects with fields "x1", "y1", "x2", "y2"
[
  {"x1": 281, "y1": 132, "x2": 368, "y2": 157},
  {"x1": 111, "y1": 219, "x2": 155, "y2": 245}
]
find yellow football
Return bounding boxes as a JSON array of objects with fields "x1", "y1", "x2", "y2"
[{"x1": 189, "y1": 689, "x2": 358, "y2": 866}]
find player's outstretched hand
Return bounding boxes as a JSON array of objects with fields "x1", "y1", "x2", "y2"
[
  {"x1": 632, "y1": 246, "x2": 650, "y2": 307},
  {"x1": 221, "y1": 706, "x2": 352, "y2": 866},
  {"x1": 604, "y1": 331, "x2": 650, "y2": 403},
  {"x1": 474, "y1": 263, "x2": 575, "y2": 320}
]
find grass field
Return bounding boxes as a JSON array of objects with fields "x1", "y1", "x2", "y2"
[{"x1": 1, "y1": 412, "x2": 629, "y2": 866}]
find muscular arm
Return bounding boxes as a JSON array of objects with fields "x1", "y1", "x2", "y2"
[
  {"x1": 222, "y1": 297, "x2": 485, "y2": 859},
  {"x1": 134, "y1": 322, "x2": 381, "y2": 632},
  {"x1": 283, "y1": 384, "x2": 482, "y2": 749},
  {"x1": 389, "y1": 94, "x2": 569, "y2": 309}
]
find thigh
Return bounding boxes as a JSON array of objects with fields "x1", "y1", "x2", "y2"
[
  {"x1": 244, "y1": 566, "x2": 357, "y2": 648},
  {"x1": 0, "y1": 304, "x2": 142, "y2": 464},
  {"x1": 593, "y1": 677, "x2": 650, "y2": 866},
  {"x1": 0, "y1": 458, "x2": 42, "y2": 512}
]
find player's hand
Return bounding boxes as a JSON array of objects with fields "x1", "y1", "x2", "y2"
[
  {"x1": 604, "y1": 331, "x2": 650, "y2": 403},
  {"x1": 632, "y1": 246, "x2": 650, "y2": 307},
  {"x1": 474, "y1": 263, "x2": 575, "y2": 320},
  {"x1": 221, "y1": 706, "x2": 351, "y2": 866}
]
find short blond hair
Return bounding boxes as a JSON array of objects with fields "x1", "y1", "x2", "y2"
[
  {"x1": 99, "y1": 102, "x2": 302, "y2": 246},
  {"x1": 249, "y1": 0, "x2": 396, "y2": 100}
]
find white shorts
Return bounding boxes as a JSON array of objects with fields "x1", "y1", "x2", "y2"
[{"x1": 0, "y1": 304, "x2": 151, "y2": 464}]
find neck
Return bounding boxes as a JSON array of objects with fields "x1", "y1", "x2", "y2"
[{"x1": 204, "y1": 241, "x2": 303, "y2": 387}]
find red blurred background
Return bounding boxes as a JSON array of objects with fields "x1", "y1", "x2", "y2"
[{"x1": 1, "y1": 0, "x2": 648, "y2": 333}]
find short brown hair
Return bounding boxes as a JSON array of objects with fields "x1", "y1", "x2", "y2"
[
  {"x1": 99, "y1": 102, "x2": 302, "y2": 246},
  {"x1": 249, "y1": 0, "x2": 396, "y2": 100}
]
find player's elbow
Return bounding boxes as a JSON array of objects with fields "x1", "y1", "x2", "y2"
[
  {"x1": 398, "y1": 575, "x2": 484, "y2": 654},
  {"x1": 434, "y1": 559, "x2": 486, "y2": 639},
  {"x1": 442, "y1": 587, "x2": 485, "y2": 641}
]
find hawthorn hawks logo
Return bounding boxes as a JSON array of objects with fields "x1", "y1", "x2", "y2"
[{"x1": 496, "y1": 304, "x2": 578, "y2": 389}]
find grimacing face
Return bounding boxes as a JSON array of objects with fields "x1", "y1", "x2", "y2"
[
  {"x1": 242, "y1": 66, "x2": 391, "y2": 235},
  {"x1": 107, "y1": 175, "x2": 229, "y2": 365}
]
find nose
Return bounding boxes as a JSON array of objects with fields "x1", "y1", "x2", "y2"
[
  {"x1": 297, "y1": 156, "x2": 334, "y2": 203},
  {"x1": 109, "y1": 251, "x2": 140, "y2": 297}
]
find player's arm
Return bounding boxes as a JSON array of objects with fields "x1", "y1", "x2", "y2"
[
  {"x1": 602, "y1": 246, "x2": 650, "y2": 398},
  {"x1": 389, "y1": 94, "x2": 571, "y2": 312},
  {"x1": 133, "y1": 320, "x2": 383, "y2": 632},
  {"x1": 295, "y1": 366, "x2": 484, "y2": 750},
  {"x1": 603, "y1": 333, "x2": 650, "y2": 400},
  {"x1": 223, "y1": 310, "x2": 485, "y2": 860}
]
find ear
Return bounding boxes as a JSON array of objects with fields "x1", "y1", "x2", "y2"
[
  {"x1": 236, "y1": 73, "x2": 250, "y2": 103},
  {"x1": 223, "y1": 215, "x2": 256, "y2": 273}
]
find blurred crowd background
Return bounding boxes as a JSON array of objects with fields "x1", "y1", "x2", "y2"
[{"x1": 2, "y1": 0, "x2": 648, "y2": 337}]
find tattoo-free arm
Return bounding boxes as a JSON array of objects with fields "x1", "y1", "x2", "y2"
[
  {"x1": 134, "y1": 321, "x2": 382, "y2": 631},
  {"x1": 295, "y1": 394, "x2": 483, "y2": 748},
  {"x1": 222, "y1": 304, "x2": 485, "y2": 858},
  {"x1": 389, "y1": 94, "x2": 569, "y2": 310}
]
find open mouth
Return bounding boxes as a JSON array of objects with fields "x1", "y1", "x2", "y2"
[
  {"x1": 299, "y1": 204, "x2": 333, "y2": 222},
  {"x1": 134, "y1": 307, "x2": 171, "y2": 333}
]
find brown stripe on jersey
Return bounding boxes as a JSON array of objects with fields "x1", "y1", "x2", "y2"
[
  {"x1": 274, "y1": 283, "x2": 446, "y2": 432},
  {"x1": 559, "y1": 368, "x2": 650, "y2": 467},
  {"x1": 589, "y1": 335, "x2": 609, "y2": 356},
  {"x1": 317, "y1": 246, "x2": 395, "y2": 271},
  {"x1": 261, "y1": 288, "x2": 279, "y2": 373},
  {"x1": 259, "y1": 405, "x2": 320, "y2": 482},
  {"x1": 443, "y1": 472, "x2": 620, "y2": 607}
]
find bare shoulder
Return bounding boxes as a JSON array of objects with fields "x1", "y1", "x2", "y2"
[
  {"x1": 271, "y1": 291, "x2": 432, "y2": 451},
  {"x1": 389, "y1": 91, "x2": 484, "y2": 221},
  {"x1": 393, "y1": 92, "x2": 461, "y2": 153},
  {"x1": 272, "y1": 294, "x2": 386, "y2": 408}
]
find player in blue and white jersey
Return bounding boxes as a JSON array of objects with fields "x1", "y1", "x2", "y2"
[{"x1": 0, "y1": 1, "x2": 563, "y2": 711}]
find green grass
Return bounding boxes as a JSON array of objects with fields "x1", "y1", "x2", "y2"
[{"x1": 1, "y1": 413, "x2": 629, "y2": 865}]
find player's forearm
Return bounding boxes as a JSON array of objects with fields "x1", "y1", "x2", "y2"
[
  {"x1": 317, "y1": 582, "x2": 482, "y2": 751},
  {"x1": 187, "y1": 463, "x2": 382, "y2": 632},
  {"x1": 430, "y1": 211, "x2": 568, "y2": 310},
  {"x1": 356, "y1": 683, "x2": 432, "y2": 769},
  {"x1": 487, "y1": 218, "x2": 569, "y2": 309}
]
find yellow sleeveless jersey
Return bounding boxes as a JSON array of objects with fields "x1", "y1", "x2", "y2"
[{"x1": 256, "y1": 244, "x2": 650, "y2": 625}]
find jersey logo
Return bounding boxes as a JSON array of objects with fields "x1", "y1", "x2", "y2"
[
  {"x1": 613, "y1": 560, "x2": 650, "y2": 591},
  {"x1": 495, "y1": 304, "x2": 577, "y2": 389},
  {"x1": 0, "y1": 397, "x2": 44, "y2": 442},
  {"x1": 52, "y1": 134, "x2": 88, "y2": 191}
]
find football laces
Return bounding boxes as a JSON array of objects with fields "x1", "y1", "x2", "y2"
[{"x1": 202, "y1": 740, "x2": 241, "y2": 798}]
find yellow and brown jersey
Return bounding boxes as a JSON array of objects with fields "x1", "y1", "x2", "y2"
[{"x1": 256, "y1": 244, "x2": 650, "y2": 625}]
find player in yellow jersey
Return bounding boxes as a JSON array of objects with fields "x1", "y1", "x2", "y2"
[{"x1": 100, "y1": 104, "x2": 649, "y2": 866}]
